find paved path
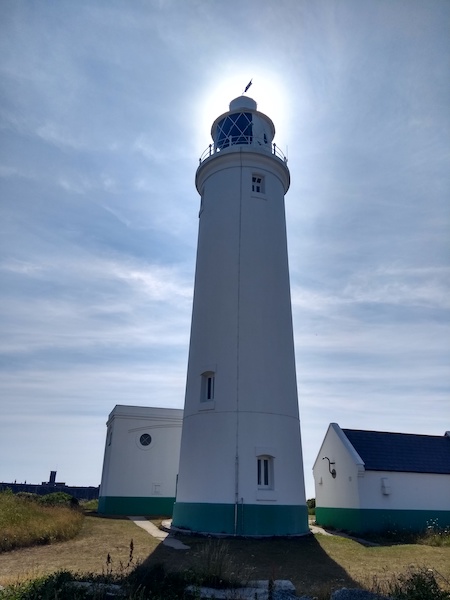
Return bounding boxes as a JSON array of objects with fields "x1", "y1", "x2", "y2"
[
  {"x1": 127, "y1": 516, "x2": 190, "y2": 550},
  {"x1": 128, "y1": 517, "x2": 377, "y2": 549},
  {"x1": 310, "y1": 521, "x2": 379, "y2": 547}
]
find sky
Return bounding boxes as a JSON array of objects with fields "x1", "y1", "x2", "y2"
[{"x1": 0, "y1": 0, "x2": 449, "y2": 500}]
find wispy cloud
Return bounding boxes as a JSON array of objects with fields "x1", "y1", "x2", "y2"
[{"x1": 0, "y1": 0, "x2": 448, "y2": 497}]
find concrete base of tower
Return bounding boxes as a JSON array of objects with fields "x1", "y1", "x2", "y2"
[{"x1": 172, "y1": 502, "x2": 309, "y2": 536}]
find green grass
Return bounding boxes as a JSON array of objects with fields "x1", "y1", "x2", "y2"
[
  {"x1": 80, "y1": 499, "x2": 99, "y2": 512},
  {"x1": 0, "y1": 489, "x2": 84, "y2": 552}
]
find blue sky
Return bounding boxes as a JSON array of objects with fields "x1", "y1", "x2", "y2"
[{"x1": 1, "y1": 0, "x2": 449, "y2": 499}]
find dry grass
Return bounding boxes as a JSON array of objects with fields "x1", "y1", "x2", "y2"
[
  {"x1": 1, "y1": 514, "x2": 449, "y2": 597},
  {"x1": 0, "y1": 513, "x2": 158, "y2": 587},
  {"x1": 0, "y1": 492, "x2": 84, "y2": 552}
]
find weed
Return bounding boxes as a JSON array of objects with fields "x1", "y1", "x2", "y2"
[
  {"x1": 195, "y1": 537, "x2": 253, "y2": 589},
  {"x1": 420, "y1": 519, "x2": 450, "y2": 547},
  {"x1": 127, "y1": 562, "x2": 194, "y2": 599},
  {"x1": 370, "y1": 566, "x2": 450, "y2": 600}
]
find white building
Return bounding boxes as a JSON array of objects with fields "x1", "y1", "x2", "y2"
[
  {"x1": 313, "y1": 423, "x2": 450, "y2": 533},
  {"x1": 99, "y1": 405, "x2": 183, "y2": 516},
  {"x1": 172, "y1": 95, "x2": 308, "y2": 536}
]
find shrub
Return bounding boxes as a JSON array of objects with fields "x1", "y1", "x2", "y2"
[
  {"x1": 15, "y1": 492, "x2": 39, "y2": 502},
  {"x1": 307, "y1": 497, "x2": 316, "y2": 516},
  {"x1": 81, "y1": 498, "x2": 99, "y2": 512},
  {"x1": 38, "y1": 492, "x2": 79, "y2": 508}
]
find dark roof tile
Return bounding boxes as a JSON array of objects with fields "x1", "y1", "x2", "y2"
[{"x1": 342, "y1": 429, "x2": 450, "y2": 474}]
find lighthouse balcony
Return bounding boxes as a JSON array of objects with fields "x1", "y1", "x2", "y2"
[{"x1": 199, "y1": 137, "x2": 287, "y2": 166}]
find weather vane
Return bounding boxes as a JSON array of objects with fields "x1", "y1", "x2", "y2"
[{"x1": 243, "y1": 79, "x2": 253, "y2": 94}]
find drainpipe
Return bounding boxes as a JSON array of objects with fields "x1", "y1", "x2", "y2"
[{"x1": 234, "y1": 453, "x2": 239, "y2": 535}]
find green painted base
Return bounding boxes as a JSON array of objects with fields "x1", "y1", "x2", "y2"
[
  {"x1": 98, "y1": 496, "x2": 175, "y2": 516},
  {"x1": 316, "y1": 507, "x2": 450, "y2": 534},
  {"x1": 172, "y1": 502, "x2": 309, "y2": 536}
]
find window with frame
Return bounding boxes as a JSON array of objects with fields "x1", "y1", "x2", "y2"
[
  {"x1": 252, "y1": 174, "x2": 264, "y2": 194},
  {"x1": 257, "y1": 455, "x2": 273, "y2": 489},
  {"x1": 201, "y1": 371, "x2": 215, "y2": 402}
]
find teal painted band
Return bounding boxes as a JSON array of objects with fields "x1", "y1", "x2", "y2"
[
  {"x1": 172, "y1": 502, "x2": 309, "y2": 536},
  {"x1": 98, "y1": 496, "x2": 175, "y2": 516},
  {"x1": 316, "y1": 507, "x2": 450, "y2": 534}
]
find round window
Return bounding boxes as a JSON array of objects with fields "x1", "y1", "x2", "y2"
[{"x1": 139, "y1": 433, "x2": 152, "y2": 447}]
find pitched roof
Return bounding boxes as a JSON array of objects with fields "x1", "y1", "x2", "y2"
[{"x1": 342, "y1": 429, "x2": 450, "y2": 474}]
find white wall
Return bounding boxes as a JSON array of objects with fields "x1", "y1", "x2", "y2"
[
  {"x1": 99, "y1": 405, "x2": 183, "y2": 499},
  {"x1": 313, "y1": 423, "x2": 364, "y2": 509},
  {"x1": 314, "y1": 423, "x2": 450, "y2": 512},
  {"x1": 360, "y1": 470, "x2": 450, "y2": 510},
  {"x1": 176, "y1": 139, "x2": 305, "y2": 510}
]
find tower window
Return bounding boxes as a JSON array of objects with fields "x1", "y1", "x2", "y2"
[
  {"x1": 201, "y1": 371, "x2": 215, "y2": 402},
  {"x1": 252, "y1": 175, "x2": 264, "y2": 194},
  {"x1": 257, "y1": 456, "x2": 274, "y2": 489}
]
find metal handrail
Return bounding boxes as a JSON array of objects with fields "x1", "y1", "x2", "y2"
[{"x1": 199, "y1": 136, "x2": 288, "y2": 165}]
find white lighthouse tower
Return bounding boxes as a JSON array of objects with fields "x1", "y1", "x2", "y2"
[{"x1": 172, "y1": 95, "x2": 308, "y2": 536}]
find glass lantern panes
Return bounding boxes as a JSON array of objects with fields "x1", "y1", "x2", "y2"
[{"x1": 216, "y1": 112, "x2": 253, "y2": 150}]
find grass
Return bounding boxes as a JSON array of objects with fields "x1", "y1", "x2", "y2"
[
  {"x1": 0, "y1": 490, "x2": 84, "y2": 552},
  {"x1": 359, "y1": 519, "x2": 450, "y2": 548},
  {"x1": 0, "y1": 503, "x2": 449, "y2": 597}
]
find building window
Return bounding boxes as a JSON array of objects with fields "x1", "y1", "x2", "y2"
[
  {"x1": 257, "y1": 456, "x2": 273, "y2": 489},
  {"x1": 201, "y1": 371, "x2": 215, "y2": 402},
  {"x1": 252, "y1": 175, "x2": 264, "y2": 194},
  {"x1": 139, "y1": 433, "x2": 152, "y2": 447}
]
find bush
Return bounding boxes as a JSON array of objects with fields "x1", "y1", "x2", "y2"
[
  {"x1": 307, "y1": 497, "x2": 316, "y2": 516},
  {"x1": 15, "y1": 492, "x2": 39, "y2": 502},
  {"x1": 81, "y1": 498, "x2": 99, "y2": 512},
  {"x1": 38, "y1": 492, "x2": 79, "y2": 508}
]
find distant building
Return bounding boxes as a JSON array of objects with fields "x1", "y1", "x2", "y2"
[
  {"x1": 98, "y1": 405, "x2": 183, "y2": 516},
  {"x1": 0, "y1": 469, "x2": 98, "y2": 501},
  {"x1": 313, "y1": 423, "x2": 450, "y2": 534}
]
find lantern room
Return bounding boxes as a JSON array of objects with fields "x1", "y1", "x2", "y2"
[{"x1": 211, "y1": 95, "x2": 275, "y2": 152}]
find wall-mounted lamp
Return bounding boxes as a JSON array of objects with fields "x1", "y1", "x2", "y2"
[{"x1": 322, "y1": 456, "x2": 336, "y2": 478}]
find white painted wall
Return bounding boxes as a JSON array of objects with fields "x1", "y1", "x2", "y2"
[
  {"x1": 176, "y1": 97, "x2": 306, "y2": 511},
  {"x1": 314, "y1": 423, "x2": 450, "y2": 512},
  {"x1": 360, "y1": 470, "x2": 450, "y2": 510},
  {"x1": 99, "y1": 405, "x2": 183, "y2": 499},
  {"x1": 313, "y1": 423, "x2": 364, "y2": 509}
]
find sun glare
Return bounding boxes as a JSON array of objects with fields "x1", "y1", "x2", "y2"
[{"x1": 194, "y1": 69, "x2": 291, "y2": 153}]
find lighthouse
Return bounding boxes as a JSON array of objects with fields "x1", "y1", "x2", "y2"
[{"x1": 172, "y1": 95, "x2": 308, "y2": 536}]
